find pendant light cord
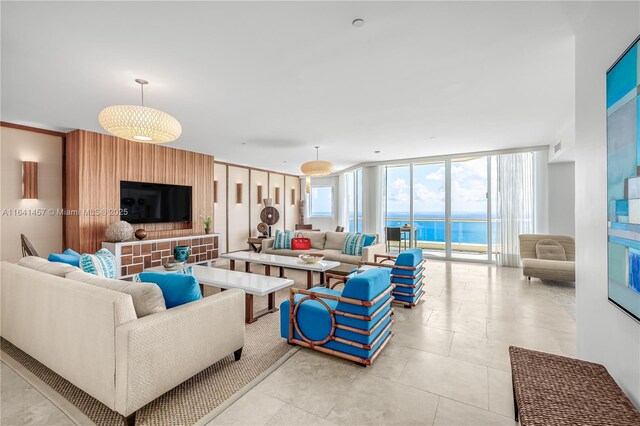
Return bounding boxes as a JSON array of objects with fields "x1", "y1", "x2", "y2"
[{"x1": 140, "y1": 83, "x2": 144, "y2": 107}]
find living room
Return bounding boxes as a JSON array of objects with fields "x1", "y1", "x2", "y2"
[{"x1": 1, "y1": 1, "x2": 639, "y2": 426}]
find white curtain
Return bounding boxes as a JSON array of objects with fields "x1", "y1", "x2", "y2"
[{"x1": 497, "y1": 152, "x2": 535, "y2": 267}]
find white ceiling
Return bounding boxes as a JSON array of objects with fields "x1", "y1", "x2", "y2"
[{"x1": 1, "y1": 1, "x2": 583, "y2": 174}]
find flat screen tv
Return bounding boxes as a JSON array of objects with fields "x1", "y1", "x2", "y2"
[{"x1": 120, "y1": 181, "x2": 192, "y2": 224}]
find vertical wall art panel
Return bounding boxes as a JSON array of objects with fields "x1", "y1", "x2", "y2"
[
  {"x1": 250, "y1": 170, "x2": 268, "y2": 237},
  {"x1": 607, "y1": 35, "x2": 640, "y2": 321},
  {"x1": 213, "y1": 163, "x2": 227, "y2": 253},
  {"x1": 269, "y1": 173, "x2": 285, "y2": 233}
]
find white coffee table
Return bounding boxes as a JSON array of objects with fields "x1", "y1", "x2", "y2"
[
  {"x1": 221, "y1": 251, "x2": 340, "y2": 289},
  {"x1": 145, "y1": 265, "x2": 294, "y2": 323}
]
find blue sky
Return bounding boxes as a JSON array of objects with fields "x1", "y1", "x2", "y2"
[{"x1": 387, "y1": 158, "x2": 488, "y2": 215}]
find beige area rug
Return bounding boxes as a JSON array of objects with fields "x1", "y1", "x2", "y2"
[{"x1": 0, "y1": 261, "x2": 305, "y2": 426}]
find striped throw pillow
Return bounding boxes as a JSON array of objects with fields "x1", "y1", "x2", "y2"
[
  {"x1": 273, "y1": 230, "x2": 294, "y2": 250},
  {"x1": 342, "y1": 233, "x2": 367, "y2": 256},
  {"x1": 80, "y1": 248, "x2": 117, "y2": 279}
]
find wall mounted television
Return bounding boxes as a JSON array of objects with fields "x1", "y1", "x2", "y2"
[{"x1": 120, "y1": 181, "x2": 192, "y2": 224}]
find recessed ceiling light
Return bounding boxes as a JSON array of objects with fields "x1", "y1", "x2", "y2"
[
  {"x1": 374, "y1": 150, "x2": 381, "y2": 154},
  {"x1": 430, "y1": 136, "x2": 436, "y2": 140},
  {"x1": 283, "y1": 160, "x2": 287, "y2": 163},
  {"x1": 352, "y1": 18, "x2": 365, "y2": 28},
  {"x1": 241, "y1": 142, "x2": 247, "y2": 145}
]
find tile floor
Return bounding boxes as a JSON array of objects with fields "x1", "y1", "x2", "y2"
[
  {"x1": 0, "y1": 259, "x2": 576, "y2": 426},
  {"x1": 209, "y1": 260, "x2": 576, "y2": 426}
]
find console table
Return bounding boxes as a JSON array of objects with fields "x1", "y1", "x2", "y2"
[{"x1": 103, "y1": 234, "x2": 220, "y2": 279}]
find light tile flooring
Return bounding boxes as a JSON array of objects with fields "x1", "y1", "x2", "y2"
[
  {"x1": 209, "y1": 260, "x2": 576, "y2": 426},
  {"x1": 0, "y1": 259, "x2": 575, "y2": 426}
]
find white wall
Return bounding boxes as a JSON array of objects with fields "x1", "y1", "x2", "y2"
[
  {"x1": 575, "y1": 1, "x2": 640, "y2": 407},
  {"x1": 548, "y1": 162, "x2": 575, "y2": 237},
  {"x1": 1, "y1": 127, "x2": 63, "y2": 262}
]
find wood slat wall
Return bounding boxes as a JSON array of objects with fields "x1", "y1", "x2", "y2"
[{"x1": 65, "y1": 130, "x2": 214, "y2": 253}]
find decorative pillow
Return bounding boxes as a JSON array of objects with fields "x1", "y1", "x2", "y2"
[
  {"x1": 133, "y1": 266, "x2": 194, "y2": 282},
  {"x1": 535, "y1": 239, "x2": 567, "y2": 261},
  {"x1": 342, "y1": 233, "x2": 367, "y2": 256},
  {"x1": 363, "y1": 234, "x2": 377, "y2": 247},
  {"x1": 80, "y1": 248, "x2": 117, "y2": 278},
  {"x1": 273, "y1": 229, "x2": 295, "y2": 250},
  {"x1": 138, "y1": 272, "x2": 203, "y2": 309},
  {"x1": 48, "y1": 248, "x2": 81, "y2": 267},
  {"x1": 66, "y1": 270, "x2": 166, "y2": 318}
]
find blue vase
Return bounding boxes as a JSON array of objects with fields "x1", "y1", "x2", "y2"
[{"x1": 174, "y1": 246, "x2": 191, "y2": 263}]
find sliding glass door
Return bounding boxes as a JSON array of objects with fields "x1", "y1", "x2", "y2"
[
  {"x1": 413, "y1": 162, "x2": 446, "y2": 257},
  {"x1": 385, "y1": 156, "x2": 495, "y2": 262},
  {"x1": 451, "y1": 157, "x2": 489, "y2": 260}
]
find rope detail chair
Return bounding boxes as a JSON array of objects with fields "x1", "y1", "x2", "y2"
[
  {"x1": 359, "y1": 248, "x2": 426, "y2": 308},
  {"x1": 20, "y1": 234, "x2": 39, "y2": 257},
  {"x1": 280, "y1": 268, "x2": 394, "y2": 366}
]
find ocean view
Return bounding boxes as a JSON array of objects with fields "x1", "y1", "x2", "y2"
[{"x1": 350, "y1": 212, "x2": 497, "y2": 245}]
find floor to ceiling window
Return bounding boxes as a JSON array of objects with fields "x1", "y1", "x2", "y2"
[
  {"x1": 346, "y1": 169, "x2": 363, "y2": 233},
  {"x1": 385, "y1": 156, "x2": 500, "y2": 262}
]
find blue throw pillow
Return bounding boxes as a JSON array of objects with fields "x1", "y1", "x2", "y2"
[
  {"x1": 48, "y1": 248, "x2": 81, "y2": 267},
  {"x1": 273, "y1": 229, "x2": 294, "y2": 250},
  {"x1": 363, "y1": 234, "x2": 377, "y2": 247},
  {"x1": 80, "y1": 248, "x2": 117, "y2": 278},
  {"x1": 138, "y1": 272, "x2": 202, "y2": 309}
]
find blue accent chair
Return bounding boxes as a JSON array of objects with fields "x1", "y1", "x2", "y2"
[
  {"x1": 280, "y1": 268, "x2": 394, "y2": 366},
  {"x1": 360, "y1": 248, "x2": 425, "y2": 308}
]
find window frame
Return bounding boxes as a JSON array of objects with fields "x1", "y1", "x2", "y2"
[{"x1": 309, "y1": 185, "x2": 334, "y2": 218}]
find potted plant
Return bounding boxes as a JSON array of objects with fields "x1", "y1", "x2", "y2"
[{"x1": 201, "y1": 216, "x2": 212, "y2": 234}]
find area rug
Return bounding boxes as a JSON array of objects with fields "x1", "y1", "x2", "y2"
[{"x1": 1, "y1": 309, "x2": 293, "y2": 426}]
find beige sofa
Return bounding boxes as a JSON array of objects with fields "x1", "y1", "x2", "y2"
[
  {"x1": 262, "y1": 231, "x2": 386, "y2": 266},
  {"x1": 0, "y1": 258, "x2": 245, "y2": 422},
  {"x1": 519, "y1": 234, "x2": 575, "y2": 282}
]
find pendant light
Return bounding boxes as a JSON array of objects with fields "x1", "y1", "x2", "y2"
[
  {"x1": 300, "y1": 146, "x2": 333, "y2": 176},
  {"x1": 98, "y1": 79, "x2": 182, "y2": 143}
]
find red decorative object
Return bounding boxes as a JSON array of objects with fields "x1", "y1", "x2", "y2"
[{"x1": 291, "y1": 233, "x2": 311, "y2": 250}]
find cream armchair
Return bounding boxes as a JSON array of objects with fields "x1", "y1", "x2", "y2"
[{"x1": 518, "y1": 234, "x2": 575, "y2": 282}]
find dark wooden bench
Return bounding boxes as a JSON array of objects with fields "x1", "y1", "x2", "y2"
[{"x1": 509, "y1": 346, "x2": 640, "y2": 425}]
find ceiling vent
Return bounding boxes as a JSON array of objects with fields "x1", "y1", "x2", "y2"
[{"x1": 554, "y1": 141, "x2": 562, "y2": 153}]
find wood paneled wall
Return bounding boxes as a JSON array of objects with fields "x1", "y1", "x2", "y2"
[
  {"x1": 214, "y1": 161, "x2": 301, "y2": 253},
  {"x1": 65, "y1": 130, "x2": 214, "y2": 253}
]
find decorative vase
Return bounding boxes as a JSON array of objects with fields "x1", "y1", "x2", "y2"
[
  {"x1": 174, "y1": 246, "x2": 191, "y2": 263},
  {"x1": 204, "y1": 227, "x2": 211, "y2": 234},
  {"x1": 134, "y1": 229, "x2": 147, "y2": 240}
]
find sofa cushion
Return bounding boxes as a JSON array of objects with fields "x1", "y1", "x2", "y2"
[
  {"x1": 138, "y1": 272, "x2": 203, "y2": 309},
  {"x1": 522, "y1": 258, "x2": 575, "y2": 281},
  {"x1": 325, "y1": 231, "x2": 348, "y2": 250},
  {"x1": 535, "y1": 239, "x2": 566, "y2": 261},
  {"x1": 295, "y1": 231, "x2": 326, "y2": 250},
  {"x1": 18, "y1": 256, "x2": 80, "y2": 277},
  {"x1": 320, "y1": 249, "x2": 361, "y2": 264},
  {"x1": 342, "y1": 268, "x2": 391, "y2": 301},
  {"x1": 66, "y1": 270, "x2": 165, "y2": 318},
  {"x1": 48, "y1": 248, "x2": 81, "y2": 267},
  {"x1": 80, "y1": 248, "x2": 117, "y2": 278}
]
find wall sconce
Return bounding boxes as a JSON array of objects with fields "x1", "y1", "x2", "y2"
[
  {"x1": 236, "y1": 183, "x2": 243, "y2": 204},
  {"x1": 275, "y1": 187, "x2": 280, "y2": 204},
  {"x1": 305, "y1": 176, "x2": 311, "y2": 194},
  {"x1": 22, "y1": 161, "x2": 38, "y2": 199},
  {"x1": 291, "y1": 189, "x2": 296, "y2": 206},
  {"x1": 213, "y1": 180, "x2": 218, "y2": 204},
  {"x1": 257, "y1": 185, "x2": 263, "y2": 204}
]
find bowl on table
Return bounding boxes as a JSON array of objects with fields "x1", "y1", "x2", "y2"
[{"x1": 298, "y1": 253, "x2": 325, "y2": 264}]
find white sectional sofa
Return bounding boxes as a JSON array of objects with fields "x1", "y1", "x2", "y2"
[
  {"x1": 0, "y1": 257, "x2": 245, "y2": 423},
  {"x1": 262, "y1": 231, "x2": 386, "y2": 265}
]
